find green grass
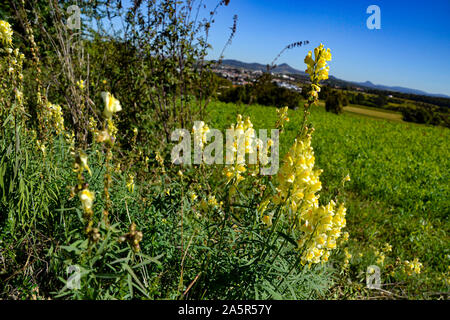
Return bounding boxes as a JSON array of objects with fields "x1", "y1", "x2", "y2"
[{"x1": 207, "y1": 100, "x2": 450, "y2": 298}]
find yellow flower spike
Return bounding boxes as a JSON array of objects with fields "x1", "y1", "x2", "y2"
[
  {"x1": 101, "y1": 91, "x2": 122, "y2": 119},
  {"x1": 0, "y1": 20, "x2": 13, "y2": 46},
  {"x1": 88, "y1": 116, "x2": 98, "y2": 133}
]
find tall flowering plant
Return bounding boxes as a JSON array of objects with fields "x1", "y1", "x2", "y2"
[{"x1": 260, "y1": 44, "x2": 349, "y2": 265}]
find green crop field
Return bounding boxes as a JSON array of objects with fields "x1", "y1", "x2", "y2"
[{"x1": 207, "y1": 101, "x2": 450, "y2": 298}]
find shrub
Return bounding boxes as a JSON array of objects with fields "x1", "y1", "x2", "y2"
[{"x1": 325, "y1": 91, "x2": 343, "y2": 114}]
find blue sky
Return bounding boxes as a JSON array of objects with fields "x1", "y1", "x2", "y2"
[
  {"x1": 204, "y1": 0, "x2": 450, "y2": 96},
  {"x1": 116, "y1": 0, "x2": 450, "y2": 96}
]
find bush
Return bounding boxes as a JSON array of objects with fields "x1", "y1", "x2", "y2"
[
  {"x1": 325, "y1": 91, "x2": 343, "y2": 114},
  {"x1": 401, "y1": 103, "x2": 448, "y2": 127}
]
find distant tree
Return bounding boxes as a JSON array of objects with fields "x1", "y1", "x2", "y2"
[
  {"x1": 301, "y1": 84, "x2": 311, "y2": 100},
  {"x1": 355, "y1": 92, "x2": 365, "y2": 105},
  {"x1": 325, "y1": 90, "x2": 343, "y2": 114},
  {"x1": 402, "y1": 103, "x2": 432, "y2": 124},
  {"x1": 337, "y1": 91, "x2": 349, "y2": 106},
  {"x1": 375, "y1": 93, "x2": 388, "y2": 108}
]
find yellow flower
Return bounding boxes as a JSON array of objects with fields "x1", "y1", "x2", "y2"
[
  {"x1": 262, "y1": 214, "x2": 273, "y2": 227},
  {"x1": 155, "y1": 152, "x2": 163, "y2": 164},
  {"x1": 76, "y1": 79, "x2": 85, "y2": 90},
  {"x1": 15, "y1": 90, "x2": 23, "y2": 104},
  {"x1": 79, "y1": 189, "x2": 95, "y2": 213},
  {"x1": 382, "y1": 242, "x2": 392, "y2": 253},
  {"x1": 223, "y1": 115, "x2": 258, "y2": 187},
  {"x1": 101, "y1": 92, "x2": 122, "y2": 119},
  {"x1": 45, "y1": 102, "x2": 65, "y2": 135},
  {"x1": 189, "y1": 191, "x2": 197, "y2": 202},
  {"x1": 404, "y1": 258, "x2": 423, "y2": 276},
  {"x1": 192, "y1": 121, "x2": 210, "y2": 149},
  {"x1": 0, "y1": 20, "x2": 13, "y2": 46},
  {"x1": 88, "y1": 116, "x2": 98, "y2": 133},
  {"x1": 341, "y1": 231, "x2": 349, "y2": 242},
  {"x1": 304, "y1": 51, "x2": 314, "y2": 69},
  {"x1": 208, "y1": 195, "x2": 218, "y2": 207},
  {"x1": 276, "y1": 107, "x2": 290, "y2": 129},
  {"x1": 79, "y1": 151, "x2": 92, "y2": 175},
  {"x1": 126, "y1": 174, "x2": 135, "y2": 193},
  {"x1": 344, "y1": 248, "x2": 352, "y2": 260},
  {"x1": 376, "y1": 253, "x2": 385, "y2": 265},
  {"x1": 36, "y1": 140, "x2": 46, "y2": 155}
]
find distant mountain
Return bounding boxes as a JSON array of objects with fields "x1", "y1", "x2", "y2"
[
  {"x1": 219, "y1": 59, "x2": 450, "y2": 99},
  {"x1": 220, "y1": 59, "x2": 306, "y2": 75},
  {"x1": 347, "y1": 81, "x2": 450, "y2": 99}
]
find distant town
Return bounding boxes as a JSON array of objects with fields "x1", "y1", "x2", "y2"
[
  {"x1": 211, "y1": 59, "x2": 450, "y2": 100},
  {"x1": 211, "y1": 63, "x2": 303, "y2": 93}
]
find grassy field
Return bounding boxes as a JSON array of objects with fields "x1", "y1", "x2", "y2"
[
  {"x1": 343, "y1": 105, "x2": 404, "y2": 122},
  {"x1": 207, "y1": 100, "x2": 450, "y2": 298}
]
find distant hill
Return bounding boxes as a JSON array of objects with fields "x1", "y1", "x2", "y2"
[
  {"x1": 219, "y1": 59, "x2": 450, "y2": 99},
  {"x1": 220, "y1": 59, "x2": 307, "y2": 75},
  {"x1": 347, "y1": 81, "x2": 450, "y2": 99}
]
